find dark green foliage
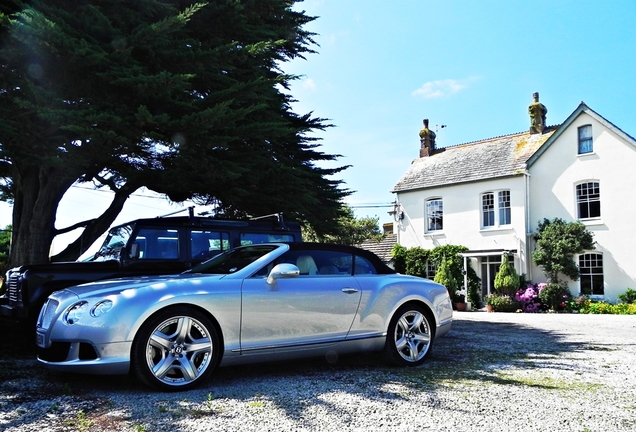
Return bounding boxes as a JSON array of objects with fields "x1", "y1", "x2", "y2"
[
  {"x1": 532, "y1": 218, "x2": 595, "y2": 284},
  {"x1": 303, "y1": 205, "x2": 382, "y2": 246},
  {"x1": 493, "y1": 253, "x2": 520, "y2": 296},
  {"x1": 0, "y1": 225, "x2": 10, "y2": 275},
  {"x1": 433, "y1": 258, "x2": 458, "y2": 299},
  {"x1": 618, "y1": 288, "x2": 636, "y2": 304},
  {"x1": 485, "y1": 294, "x2": 520, "y2": 312},
  {"x1": 538, "y1": 283, "x2": 572, "y2": 311},
  {"x1": 392, "y1": 244, "x2": 481, "y2": 305},
  {"x1": 1, "y1": 1, "x2": 348, "y2": 265}
]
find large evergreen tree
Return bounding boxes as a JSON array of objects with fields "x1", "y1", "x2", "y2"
[{"x1": 0, "y1": 0, "x2": 348, "y2": 265}]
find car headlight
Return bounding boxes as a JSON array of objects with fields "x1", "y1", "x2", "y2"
[
  {"x1": 91, "y1": 300, "x2": 113, "y2": 317},
  {"x1": 64, "y1": 301, "x2": 89, "y2": 325}
]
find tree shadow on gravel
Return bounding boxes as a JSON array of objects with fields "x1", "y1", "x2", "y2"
[{"x1": 0, "y1": 314, "x2": 602, "y2": 431}]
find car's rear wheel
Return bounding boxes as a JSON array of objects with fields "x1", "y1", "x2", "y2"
[
  {"x1": 131, "y1": 306, "x2": 220, "y2": 391},
  {"x1": 383, "y1": 303, "x2": 433, "y2": 366}
]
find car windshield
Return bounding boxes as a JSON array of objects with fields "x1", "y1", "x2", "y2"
[
  {"x1": 186, "y1": 244, "x2": 278, "y2": 274},
  {"x1": 87, "y1": 224, "x2": 134, "y2": 262}
]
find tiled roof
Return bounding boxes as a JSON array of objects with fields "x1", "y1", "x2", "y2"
[
  {"x1": 392, "y1": 127, "x2": 558, "y2": 192},
  {"x1": 357, "y1": 233, "x2": 397, "y2": 264}
]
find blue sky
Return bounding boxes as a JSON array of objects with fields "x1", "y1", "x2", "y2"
[
  {"x1": 2, "y1": 0, "x2": 636, "y2": 249},
  {"x1": 285, "y1": 0, "x2": 636, "y2": 222}
]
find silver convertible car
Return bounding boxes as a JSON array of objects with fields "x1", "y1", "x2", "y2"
[{"x1": 36, "y1": 243, "x2": 453, "y2": 391}]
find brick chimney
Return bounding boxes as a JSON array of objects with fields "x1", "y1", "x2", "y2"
[
  {"x1": 419, "y1": 118, "x2": 436, "y2": 157},
  {"x1": 528, "y1": 92, "x2": 547, "y2": 134}
]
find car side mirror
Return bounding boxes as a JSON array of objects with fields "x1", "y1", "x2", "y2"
[{"x1": 267, "y1": 263, "x2": 300, "y2": 285}]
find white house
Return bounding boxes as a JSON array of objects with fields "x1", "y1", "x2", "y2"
[{"x1": 391, "y1": 93, "x2": 636, "y2": 303}]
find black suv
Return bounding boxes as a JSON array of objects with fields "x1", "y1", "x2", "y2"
[{"x1": 1, "y1": 213, "x2": 301, "y2": 320}]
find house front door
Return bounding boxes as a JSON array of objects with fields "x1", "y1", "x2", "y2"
[{"x1": 480, "y1": 255, "x2": 502, "y2": 298}]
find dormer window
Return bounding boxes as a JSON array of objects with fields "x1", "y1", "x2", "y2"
[{"x1": 578, "y1": 125, "x2": 593, "y2": 154}]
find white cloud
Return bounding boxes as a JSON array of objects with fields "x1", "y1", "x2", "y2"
[
  {"x1": 302, "y1": 78, "x2": 317, "y2": 90},
  {"x1": 411, "y1": 79, "x2": 470, "y2": 99}
]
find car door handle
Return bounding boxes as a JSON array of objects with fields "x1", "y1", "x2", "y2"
[{"x1": 341, "y1": 288, "x2": 359, "y2": 294}]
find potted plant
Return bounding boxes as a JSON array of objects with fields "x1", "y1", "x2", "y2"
[
  {"x1": 453, "y1": 292, "x2": 467, "y2": 311},
  {"x1": 485, "y1": 293, "x2": 520, "y2": 312}
]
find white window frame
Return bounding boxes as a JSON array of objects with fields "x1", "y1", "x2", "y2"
[
  {"x1": 576, "y1": 181, "x2": 601, "y2": 220},
  {"x1": 579, "y1": 252, "x2": 604, "y2": 297},
  {"x1": 578, "y1": 125, "x2": 593, "y2": 154},
  {"x1": 425, "y1": 198, "x2": 443, "y2": 233},
  {"x1": 481, "y1": 190, "x2": 511, "y2": 229}
]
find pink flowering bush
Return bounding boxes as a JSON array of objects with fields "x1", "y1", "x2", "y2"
[{"x1": 515, "y1": 284, "x2": 542, "y2": 312}]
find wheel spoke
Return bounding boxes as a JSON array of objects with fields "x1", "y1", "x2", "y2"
[
  {"x1": 186, "y1": 337, "x2": 212, "y2": 355},
  {"x1": 152, "y1": 355, "x2": 174, "y2": 379},
  {"x1": 397, "y1": 316, "x2": 410, "y2": 333},
  {"x1": 407, "y1": 339, "x2": 420, "y2": 360},
  {"x1": 410, "y1": 312, "x2": 424, "y2": 331},
  {"x1": 177, "y1": 356, "x2": 199, "y2": 381},
  {"x1": 175, "y1": 317, "x2": 191, "y2": 343},
  {"x1": 395, "y1": 335, "x2": 408, "y2": 351},
  {"x1": 149, "y1": 331, "x2": 172, "y2": 350}
]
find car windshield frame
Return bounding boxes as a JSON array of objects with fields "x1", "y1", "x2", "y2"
[
  {"x1": 185, "y1": 244, "x2": 279, "y2": 275},
  {"x1": 87, "y1": 224, "x2": 134, "y2": 262}
]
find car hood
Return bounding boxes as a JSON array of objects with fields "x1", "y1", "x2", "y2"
[{"x1": 65, "y1": 273, "x2": 227, "y2": 298}]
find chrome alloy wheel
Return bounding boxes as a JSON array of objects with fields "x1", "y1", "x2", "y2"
[
  {"x1": 144, "y1": 315, "x2": 214, "y2": 387},
  {"x1": 393, "y1": 309, "x2": 431, "y2": 363}
]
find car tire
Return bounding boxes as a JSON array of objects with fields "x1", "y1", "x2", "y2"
[
  {"x1": 131, "y1": 306, "x2": 220, "y2": 391},
  {"x1": 383, "y1": 303, "x2": 434, "y2": 367}
]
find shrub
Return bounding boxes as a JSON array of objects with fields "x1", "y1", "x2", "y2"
[
  {"x1": 515, "y1": 284, "x2": 541, "y2": 312},
  {"x1": 434, "y1": 258, "x2": 458, "y2": 300},
  {"x1": 565, "y1": 295, "x2": 590, "y2": 313},
  {"x1": 579, "y1": 301, "x2": 636, "y2": 315},
  {"x1": 485, "y1": 294, "x2": 520, "y2": 312},
  {"x1": 538, "y1": 283, "x2": 571, "y2": 311},
  {"x1": 494, "y1": 253, "x2": 520, "y2": 296},
  {"x1": 618, "y1": 288, "x2": 636, "y2": 304}
]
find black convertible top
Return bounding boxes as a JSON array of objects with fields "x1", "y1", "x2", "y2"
[{"x1": 285, "y1": 242, "x2": 396, "y2": 275}]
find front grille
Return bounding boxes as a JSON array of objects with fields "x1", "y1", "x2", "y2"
[
  {"x1": 38, "y1": 299, "x2": 59, "y2": 330},
  {"x1": 7, "y1": 272, "x2": 20, "y2": 302}
]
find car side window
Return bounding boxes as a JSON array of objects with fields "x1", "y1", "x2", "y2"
[
  {"x1": 275, "y1": 250, "x2": 354, "y2": 276},
  {"x1": 190, "y1": 230, "x2": 230, "y2": 261},
  {"x1": 353, "y1": 255, "x2": 377, "y2": 275},
  {"x1": 134, "y1": 228, "x2": 180, "y2": 260}
]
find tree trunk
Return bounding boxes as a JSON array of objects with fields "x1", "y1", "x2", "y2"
[
  {"x1": 51, "y1": 182, "x2": 138, "y2": 262},
  {"x1": 10, "y1": 165, "x2": 76, "y2": 266}
]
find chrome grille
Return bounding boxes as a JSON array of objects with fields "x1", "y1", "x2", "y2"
[
  {"x1": 7, "y1": 272, "x2": 19, "y2": 302},
  {"x1": 38, "y1": 299, "x2": 59, "y2": 330}
]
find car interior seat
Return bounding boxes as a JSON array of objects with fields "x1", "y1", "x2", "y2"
[{"x1": 296, "y1": 255, "x2": 318, "y2": 275}]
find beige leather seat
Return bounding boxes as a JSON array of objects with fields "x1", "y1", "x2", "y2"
[{"x1": 296, "y1": 255, "x2": 318, "y2": 275}]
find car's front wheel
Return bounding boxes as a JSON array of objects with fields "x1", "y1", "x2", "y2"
[
  {"x1": 131, "y1": 306, "x2": 220, "y2": 391},
  {"x1": 383, "y1": 303, "x2": 434, "y2": 366}
]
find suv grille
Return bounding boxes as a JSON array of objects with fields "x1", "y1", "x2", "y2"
[{"x1": 7, "y1": 273, "x2": 20, "y2": 302}]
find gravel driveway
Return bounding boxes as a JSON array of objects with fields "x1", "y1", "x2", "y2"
[{"x1": 1, "y1": 312, "x2": 635, "y2": 432}]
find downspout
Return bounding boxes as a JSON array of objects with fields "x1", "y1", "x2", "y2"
[
  {"x1": 463, "y1": 254, "x2": 469, "y2": 309},
  {"x1": 524, "y1": 171, "x2": 533, "y2": 280}
]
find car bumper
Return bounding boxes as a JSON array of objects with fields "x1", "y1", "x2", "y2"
[
  {"x1": 436, "y1": 317, "x2": 452, "y2": 339},
  {"x1": 36, "y1": 336, "x2": 132, "y2": 375}
]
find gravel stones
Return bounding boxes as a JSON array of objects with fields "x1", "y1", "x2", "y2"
[{"x1": 1, "y1": 312, "x2": 635, "y2": 431}]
